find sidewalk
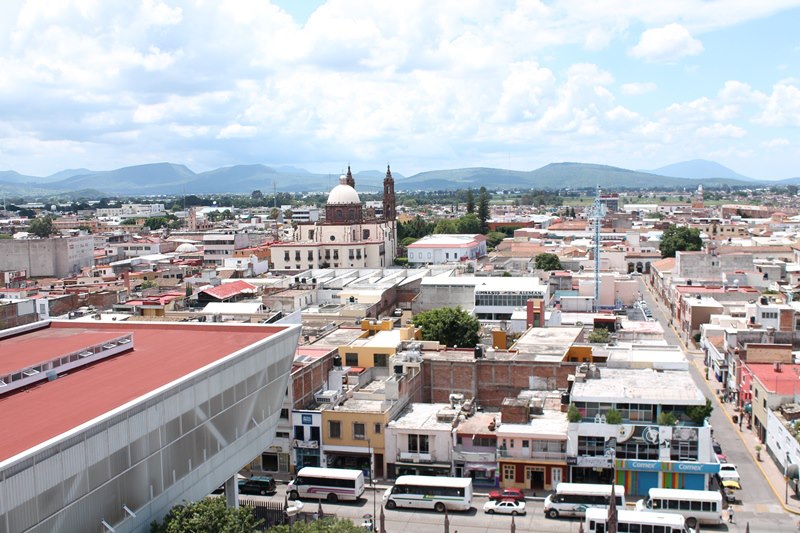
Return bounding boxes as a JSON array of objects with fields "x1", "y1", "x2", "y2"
[
  {"x1": 642, "y1": 280, "x2": 800, "y2": 515},
  {"x1": 695, "y1": 357, "x2": 800, "y2": 516}
]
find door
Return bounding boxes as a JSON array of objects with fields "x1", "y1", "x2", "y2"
[
  {"x1": 551, "y1": 467, "x2": 563, "y2": 489},
  {"x1": 526, "y1": 466, "x2": 546, "y2": 491}
]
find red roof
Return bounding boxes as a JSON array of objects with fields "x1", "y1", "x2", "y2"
[
  {"x1": 747, "y1": 363, "x2": 800, "y2": 395},
  {"x1": 0, "y1": 321, "x2": 286, "y2": 462},
  {"x1": 199, "y1": 280, "x2": 257, "y2": 300}
]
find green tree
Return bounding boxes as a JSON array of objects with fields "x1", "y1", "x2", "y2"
[
  {"x1": 534, "y1": 253, "x2": 562, "y2": 271},
  {"x1": 28, "y1": 216, "x2": 56, "y2": 238},
  {"x1": 149, "y1": 497, "x2": 261, "y2": 533},
  {"x1": 605, "y1": 408, "x2": 623, "y2": 424},
  {"x1": 433, "y1": 219, "x2": 458, "y2": 234},
  {"x1": 659, "y1": 224, "x2": 703, "y2": 258},
  {"x1": 413, "y1": 306, "x2": 480, "y2": 348},
  {"x1": 251, "y1": 190, "x2": 264, "y2": 199},
  {"x1": 456, "y1": 213, "x2": 481, "y2": 234},
  {"x1": 686, "y1": 399, "x2": 714, "y2": 425},
  {"x1": 477, "y1": 187, "x2": 490, "y2": 234},
  {"x1": 587, "y1": 328, "x2": 610, "y2": 344},
  {"x1": 465, "y1": 189, "x2": 475, "y2": 214},
  {"x1": 567, "y1": 404, "x2": 582, "y2": 422},
  {"x1": 485, "y1": 231, "x2": 507, "y2": 250},
  {"x1": 658, "y1": 411, "x2": 678, "y2": 426},
  {"x1": 400, "y1": 237, "x2": 418, "y2": 248},
  {"x1": 266, "y1": 517, "x2": 363, "y2": 533}
]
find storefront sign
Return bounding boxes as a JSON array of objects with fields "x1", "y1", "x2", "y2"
[
  {"x1": 301, "y1": 414, "x2": 313, "y2": 425},
  {"x1": 576, "y1": 455, "x2": 614, "y2": 468},
  {"x1": 616, "y1": 459, "x2": 720, "y2": 474}
]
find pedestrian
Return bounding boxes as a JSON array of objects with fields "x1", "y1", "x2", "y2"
[{"x1": 728, "y1": 505, "x2": 735, "y2": 523}]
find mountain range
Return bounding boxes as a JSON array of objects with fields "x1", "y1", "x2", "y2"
[{"x1": 0, "y1": 159, "x2": 797, "y2": 198}]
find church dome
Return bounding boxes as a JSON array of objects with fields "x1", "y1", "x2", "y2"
[
  {"x1": 327, "y1": 175, "x2": 360, "y2": 205},
  {"x1": 175, "y1": 242, "x2": 198, "y2": 253}
]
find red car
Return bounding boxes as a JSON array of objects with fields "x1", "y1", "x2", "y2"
[{"x1": 488, "y1": 488, "x2": 525, "y2": 502}]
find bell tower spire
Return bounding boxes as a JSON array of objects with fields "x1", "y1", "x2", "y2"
[
  {"x1": 383, "y1": 164, "x2": 396, "y2": 222},
  {"x1": 345, "y1": 165, "x2": 355, "y2": 188}
]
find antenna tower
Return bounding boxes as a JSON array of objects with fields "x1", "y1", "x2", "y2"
[{"x1": 589, "y1": 185, "x2": 606, "y2": 312}]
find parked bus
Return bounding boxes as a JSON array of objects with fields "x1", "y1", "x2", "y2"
[
  {"x1": 383, "y1": 475, "x2": 473, "y2": 512},
  {"x1": 287, "y1": 467, "x2": 365, "y2": 503},
  {"x1": 543, "y1": 483, "x2": 626, "y2": 519},
  {"x1": 585, "y1": 507, "x2": 691, "y2": 533},
  {"x1": 635, "y1": 488, "x2": 723, "y2": 528}
]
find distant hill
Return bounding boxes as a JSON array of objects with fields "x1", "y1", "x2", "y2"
[
  {"x1": 0, "y1": 160, "x2": 768, "y2": 197},
  {"x1": 648, "y1": 159, "x2": 752, "y2": 180}
]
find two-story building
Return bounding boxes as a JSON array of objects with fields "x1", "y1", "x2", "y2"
[
  {"x1": 385, "y1": 403, "x2": 457, "y2": 478},
  {"x1": 567, "y1": 365, "x2": 718, "y2": 496}
]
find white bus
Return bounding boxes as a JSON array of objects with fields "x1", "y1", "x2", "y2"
[
  {"x1": 383, "y1": 475, "x2": 473, "y2": 512},
  {"x1": 585, "y1": 507, "x2": 691, "y2": 533},
  {"x1": 635, "y1": 488, "x2": 723, "y2": 528},
  {"x1": 543, "y1": 483, "x2": 626, "y2": 519},
  {"x1": 287, "y1": 467, "x2": 365, "y2": 503}
]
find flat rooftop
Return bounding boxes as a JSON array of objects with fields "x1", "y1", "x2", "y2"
[
  {"x1": 0, "y1": 321, "x2": 287, "y2": 463},
  {"x1": 513, "y1": 327, "x2": 583, "y2": 359},
  {"x1": 388, "y1": 403, "x2": 456, "y2": 432},
  {"x1": 570, "y1": 368, "x2": 705, "y2": 405},
  {"x1": 495, "y1": 409, "x2": 569, "y2": 440}
]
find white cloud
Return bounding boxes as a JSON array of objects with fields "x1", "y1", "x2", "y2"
[
  {"x1": 217, "y1": 124, "x2": 258, "y2": 139},
  {"x1": 754, "y1": 81, "x2": 800, "y2": 126},
  {"x1": 629, "y1": 23, "x2": 704, "y2": 63},
  {"x1": 695, "y1": 123, "x2": 746, "y2": 138},
  {"x1": 761, "y1": 138, "x2": 790, "y2": 148},
  {"x1": 621, "y1": 82, "x2": 657, "y2": 96}
]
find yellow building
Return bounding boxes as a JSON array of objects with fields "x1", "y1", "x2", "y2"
[{"x1": 338, "y1": 325, "x2": 421, "y2": 369}]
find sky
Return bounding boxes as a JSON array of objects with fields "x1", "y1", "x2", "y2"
[{"x1": 1, "y1": 0, "x2": 799, "y2": 181}]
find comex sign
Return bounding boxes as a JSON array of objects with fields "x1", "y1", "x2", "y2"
[{"x1": 616, "y1": 459, "x2": 720, "y2": 474}]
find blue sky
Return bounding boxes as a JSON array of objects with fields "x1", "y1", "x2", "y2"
[{"x1": 0, "y1": 0, "x2": 799, "y2": 180}]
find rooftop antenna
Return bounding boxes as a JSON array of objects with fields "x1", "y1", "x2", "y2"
[{"x1": 589, "y1": 185, "x2": 606, "y2": 312}]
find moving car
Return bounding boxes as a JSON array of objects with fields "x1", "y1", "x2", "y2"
[
  {"x1": 238, "y1": 476, "x2": 277, "y2": 495},
  {"x1": 488, "y1": 488, "x2": 525, "y2": 502},
  {"x1": 718, "y1": 464, "x2": 740, "y2": 481},
  {"x1": 483, "y1": 499, "x2": 526, "y2": 516}
]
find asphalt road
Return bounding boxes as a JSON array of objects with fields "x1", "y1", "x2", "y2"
[
  {"x1": 240, "y1": 484, "x2": 795, "y2": 532},
  {"x1": 638, "y1": 278, "x2": 795, "y2": 531}
]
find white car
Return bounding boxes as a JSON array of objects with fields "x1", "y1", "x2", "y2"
[
  {"x1": 719, "y1": 463, "x2": 740, "y2": 481},
  {"x1": 483, "y1": 499, "x2": 526, "y2": 516}
]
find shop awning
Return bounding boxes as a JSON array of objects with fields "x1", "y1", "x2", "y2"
[{"x1": 465, "y1": 462, "x2": 496, "y2": 472}]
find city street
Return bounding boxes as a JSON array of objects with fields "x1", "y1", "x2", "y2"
[
  {"x1": 240, "y1": 483, "x2": 795, "y2": 532},
  {"x1": 638, "y1": 278, "x2": 797, "y2": 531}
]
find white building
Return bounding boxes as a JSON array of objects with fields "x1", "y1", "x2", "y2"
[
  {"x1": 203, "y1": 231, "x2": 250, "y2": 266},
  {"x1": 271, "y1": 167, "x2": 397, "y2": 271},
  {"x1": 0, "y1": 320, "x2": 300, "y2": 533},
  {"x1": 567, "y1": 366, "x2": 718, "y2": 496},
  {"x1": 406, "y1": 234, "x2": 487, "y2": 265},
  {"x1": 385, "y1": 403, "x2": 456, "y2": 478}
]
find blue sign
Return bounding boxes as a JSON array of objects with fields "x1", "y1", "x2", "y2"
[
  {"x1": 617, "y1": 459, "x2": 720, "y2": 474},
  {"x1": 301, "y1": 414, "x2": 313, "y2": 425}
]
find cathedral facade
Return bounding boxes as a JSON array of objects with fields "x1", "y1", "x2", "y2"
[{"x1": 271, "y1": 166, "x2": 398, "y2": 271}]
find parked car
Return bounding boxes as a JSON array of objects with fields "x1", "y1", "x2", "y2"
[
  {"x1": 488, "y1": 488, "x2": 525, "y2": 502},
  {"x1": 719, "y1": 463, "x2": 740, "y2": 481},
  {"x1": 238, "y1": 476, "x2": 278, "y2": 495},
  {"x1": 484, "y1": 499, "x2": 526, "y2": 516},
  {"x1": 713, "y1": 441, "x2": 727, "y2": 463}
]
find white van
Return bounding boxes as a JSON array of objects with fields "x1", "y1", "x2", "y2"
[{"x1": 544, "y1": 483, "x2": 626, "y2": 519}]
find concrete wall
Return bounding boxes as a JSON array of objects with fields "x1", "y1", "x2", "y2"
[{"x1": 0, "y1": 236, "x2": 94, "y2": 278}]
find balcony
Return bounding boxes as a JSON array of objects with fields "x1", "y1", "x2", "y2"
[
  {"x1": 499, "y1": 449, "x2": 566, "y2": 461},
  {"x1": 452, "y1": 447, "x2": 498, "y2": 463},
  {"x1": 398, "y1": 452, "x2": 433, "y2": 463}
]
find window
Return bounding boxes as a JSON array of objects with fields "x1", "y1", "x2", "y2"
[
  {"x1": 473, "y1": 436, "x2": 496, "y2": 447},
  {"x1": 284, "y1": 251, "x2": 290, "y2": 261},
  {"x1": 345, "y1": 353, "x2": 359, "y2": 366},
  {"x1": 374, "y1": 423, "x2": 382, "y2": 434},
  {"x1": 353, "y1": 422, "x2": 366, "y2": 440},
  {"x1": 363, "y1": 229, "x2": 370, "y2": 239},
  {"x1": 408, "y1": 434, "x2": 430, "y2": 453},
  {"x1": 310, "y1": 426, "x2": 320, "y2": 442},
  {"x1": 295, "y1": 251, "x2": 301, "y2": 261},
  {"x1": 329, "y1": 420, "x2": 341, "y2": 439},
  {"x1": 503, "y1": 465, "x2": 515, "y2": 481},
  {"x1": 280, "y1": 408, "x2": 289, "y2": 419},
  {"x1": 522, "y1": 440, "x2": 529, "y2": 448},
  {"x1": 308, "y1": 250, "x2": 314, "y2": 260},
  {"x1": 373, "y1": 353, "x2": 388, "y2": 367},
  {"x1": 294, "y1": 425, "x2": 304, "y2": 440}
]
